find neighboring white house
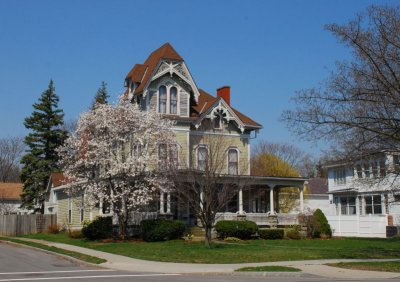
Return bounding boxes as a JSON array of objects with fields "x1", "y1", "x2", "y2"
[
  {"x1": 325, "y1": 152, "x2": 400, "y2": 238},
  {"x1": 0, "y1": 183, "x2": 29, "y2": 214},
  {"x1": 304, "y1": 177, "x2": 330, "y2": 215}
]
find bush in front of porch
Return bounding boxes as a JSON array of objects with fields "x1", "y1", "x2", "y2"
[{"x1": 215, "y1": 220, "x2": 258, "y2": 240}]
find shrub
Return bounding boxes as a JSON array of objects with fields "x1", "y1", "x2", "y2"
[
  {"x1": 140, "y1": 219, "x2": 186, "y2": 242},
  {"x1": 285, "y1": 225, "x2": 302, "y2": 240},
  {"x1": 258, "y1": 228, "x2": 284, "y2": 240},
  {"x1": 224, "y1": 237, "x2": 242, "y2": 242},
  {"x1": 312, "y1": 209, "x2": 332, "y2": 238},
  {"x1": 81, "y1": 216, "x2": 113, "y2": 240},
  {"x1": 68, "y1": 230, "x2": 84, "y2": 239},
  {"x1": 285, "y1": 229, "x2": 301, "y2": 240},
  {"x1": 215, "y1": 220, "x2": 258, "y2": 240},
  {"x1": 298, "y1": 211, "x2": 314, "y2": 238},
  {"x1": 47, "y1": 224, "x2": 61, "y2": 234}
]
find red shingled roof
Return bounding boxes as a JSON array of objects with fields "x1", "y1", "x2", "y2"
[
  {"x1": 50, "y1": 172, "x2": 72, "y2": 187},
  {"x1": 0, "y1": 183, "x2": 23, "y2": 201},
  {"x1": 192, "y1": 89, "x2": 261, "y2": 128},
  {"x1": 125, "y1": 43, "x2": 262, "y2": 129},
  {"x1": 307, "y1": 178, "x2": 328, "y2": 194},
  {"x1": 125, "y1": 43, "x2": 183, "y2": 95}
]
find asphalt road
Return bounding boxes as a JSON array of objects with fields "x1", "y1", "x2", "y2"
[{"x1": 1, "y1": 242, "x2": 400, "y2": 282}]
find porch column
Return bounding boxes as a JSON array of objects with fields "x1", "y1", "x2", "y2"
[
  {"x1": 381, "y1": 193, "x2": 386, "y2": 214},
  {"x1": 160, "y1": 192, "x2": 165, "y2": 214},
  {"x1": 299, "y1": 184, "x2": 304, "y2": 213},
  {"x1": 269, "y1": 186, "x2": 275, "y2": 215},
  {"x1": 99, "y1": 198, "x2": 104, "y2": 215},
  {"x1": 200, "y1": 187, "x2": 204, "y2": 211},
  {"x1": 361, "y1": 195, "x2": 365, "y2": 215},
  {"x1": 356, "y1": 196, "x2": 360, "y2": 215},
  {"x1": 167, "y1": 192, "x2": 171, "y2": 214},
  {"x1": 238, "y1": 187, "x2": 244, "y2": 215}
]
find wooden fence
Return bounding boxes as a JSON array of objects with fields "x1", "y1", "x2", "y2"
[{"x1": 0, "y1": 214, "x2": 57, "y2": 236}]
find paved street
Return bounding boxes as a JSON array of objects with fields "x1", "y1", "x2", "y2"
[{"x1": 1, "y1": 242, "x2": 400, "y2": 282}]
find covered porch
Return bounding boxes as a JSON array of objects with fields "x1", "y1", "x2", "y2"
[{"x1": 159, "y1": 175, "x2": 308, "y2": 226}]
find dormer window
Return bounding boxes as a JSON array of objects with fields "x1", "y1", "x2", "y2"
[
  {"x1": 159, "y1": 86, "x2": 167, "y2": 113},
  {"x1": 158, "y1": 84, "x2": 179, "y2": 115},
  {"x1": 170, "y1": 87, "x2": 177, "y2": 114}
]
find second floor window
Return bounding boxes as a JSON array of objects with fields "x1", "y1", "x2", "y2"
[
  {"x1": 158, "y1": 143, "x2": 179, "y2": 170},
  {"x1": 363, "y1": 163, "x2": 370, "y2": 178},
  {"x1": 159, "y1": 86, "x2": 167, "y2": 113},
  {"x1": 356, "y1": 164, "x2": 362, "y2": 178},
  {"x1": 197, "y1": 146, "x2": 208, "y2": 171},
  {"x1": 333, "y1": 167, "x2": 346, "y2": 185},
  {"x1": 228, "y1": 149, "x2": 238, "y2": 175},
  {"x1": 158, "y1": 144, "x2": 168, "y2": 169}
]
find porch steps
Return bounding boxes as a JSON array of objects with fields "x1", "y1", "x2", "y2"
[{"x1": 189, "y1": 226, "x2": 205, "y2": 240}]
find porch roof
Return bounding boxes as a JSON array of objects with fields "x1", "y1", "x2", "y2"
[{"x1": 175, "y1": 170, "x2": 307, "y2": 188}]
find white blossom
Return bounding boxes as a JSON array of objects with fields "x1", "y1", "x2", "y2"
[{"x1": 58, "y1": 99, "x2": 175, "y2": 236}]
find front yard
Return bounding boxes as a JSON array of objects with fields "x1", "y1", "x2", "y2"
[{"x1": 23, "y1": 233, "x2": 400, "y2": 264}]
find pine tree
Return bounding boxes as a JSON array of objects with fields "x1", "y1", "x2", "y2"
[
  {"x1": 92, "y1": 81, "x2": 109, "y2": 109},
  {"x1": 20, "y1": 80, "x2": 67, "y2": 212}
]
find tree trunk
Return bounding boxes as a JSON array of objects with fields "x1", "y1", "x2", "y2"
[{"x1": 204, "y1": 226, "x2": 212, "y2": 248}]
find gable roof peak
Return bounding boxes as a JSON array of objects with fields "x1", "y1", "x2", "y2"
[{"x1": 145, "y1": 42, "x2": 183, "y2": 64}]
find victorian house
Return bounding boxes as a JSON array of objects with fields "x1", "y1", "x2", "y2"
[{"x1": 46, "y1": 43, "x2": 308, "y2": 229}]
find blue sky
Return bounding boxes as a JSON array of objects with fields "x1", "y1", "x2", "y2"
[{"x1": 0, "y1": 0, "x2": 397, "y2": 156}]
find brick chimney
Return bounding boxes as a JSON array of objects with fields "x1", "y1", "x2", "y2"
[{"x1": 217, "y1": 86, "x2": 230, "y2": 106}]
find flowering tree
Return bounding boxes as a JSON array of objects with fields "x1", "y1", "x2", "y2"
[{"x1": 58, "y1": 99, "x2": 175, "y2": 237}]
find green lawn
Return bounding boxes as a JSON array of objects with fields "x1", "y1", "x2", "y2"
[
  {"x1": 23, "y1": 233, "x2": 400, "y2": 264},
  {"x1": 327, "y1": 261, "x2": 400, "y2": 273},
  {"x1": 0, "y1": 237, "x2": 106, "y2": 264},
  {"x1": 236, "y1": 266, "x2": 301, "y2": 272}
]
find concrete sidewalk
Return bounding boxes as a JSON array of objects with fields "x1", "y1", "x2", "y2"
[{"x1": 11, "y1": 237, "x2": 400, "y2": 280}]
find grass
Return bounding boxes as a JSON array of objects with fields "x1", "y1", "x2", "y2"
[
  {"x1": 0, "y1": 236, "x2": 106, "y2": 264},
  {"x1": 23, "y1": 233, "x2": 400, "y2": 264},
  {"x1": 236, "y1": 266, "x2": 301, "y2": 272},
  {"x1": 327, "y1": 261, "x2": 400, "y2": 273}
]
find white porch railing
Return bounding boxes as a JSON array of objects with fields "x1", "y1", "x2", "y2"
[
  {"x1": 327, "y1": 214, "x2": 388, "y2": 238},
  {"x1": 215, "y1": 212, "x2": 298, "y2": 226}
]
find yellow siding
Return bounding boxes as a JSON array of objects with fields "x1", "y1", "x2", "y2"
[
  {"x1": 56, "y1": 191, "x2": 100, "y2": 229},
  {"x1": 189, "y1": 132, "x2": 250, "y2": 175}
]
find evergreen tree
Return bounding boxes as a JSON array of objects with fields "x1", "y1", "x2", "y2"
[
  {"x1": 92, "y1": 81, "x2": 109, "y2": 109},
  {"x1": 20, "y1": 80, "x2": 67, "y2": 212}
]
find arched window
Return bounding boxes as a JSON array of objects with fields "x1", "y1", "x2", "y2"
[
  {"x1": 170, "y1": 87, "x2": 177, "y2": 114},
  {"x1": 197, "y1": 146, "x2": 208, "y2": 171},
  {"x1": 228, "y1": 149, "x2": 238, "y2": 175},
  {"x1": 159, "y1": 86, "x2": 167, "y2": 113}
]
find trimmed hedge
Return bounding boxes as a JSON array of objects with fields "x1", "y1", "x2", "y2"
[
  {"x1": 215, "y1": 220, "x2": 258, "y2": 240},
  {"x1": 312, "y1": 209, "x2": 332, "y2": 238},
  {"x1": 81, "y1": 216, "x2": 113, "y2": 240},
  {"x1": 258, "y1": 228, "x2": 284, "y2": 240},
  {"x1": 140, "y1": 219, "x2": 186, "y2": 242}
]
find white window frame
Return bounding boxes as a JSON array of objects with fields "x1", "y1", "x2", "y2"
[
  {"x1": 158, "y1": 143, "x2": 180, "y2": 170},
  {"x1": 196, "y1": 145, "x2": 208, "y2": 171},
  {"x1": 333, "y1": 167, "x2": 346, "y2": 185},
  {"x1": 156, "y1": 80, "x2": 181, "y2": 115},
  {"x1": 227, "y1": 147, "x2": 239, "y2": 175}
]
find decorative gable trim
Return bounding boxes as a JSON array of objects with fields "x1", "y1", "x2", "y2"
[
  {"x1": 193, "y1": 98, "x2": 246, "y2": 133},
  {"x1": 143, "y1": 60, "x2": 200, "y2": 103}
]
